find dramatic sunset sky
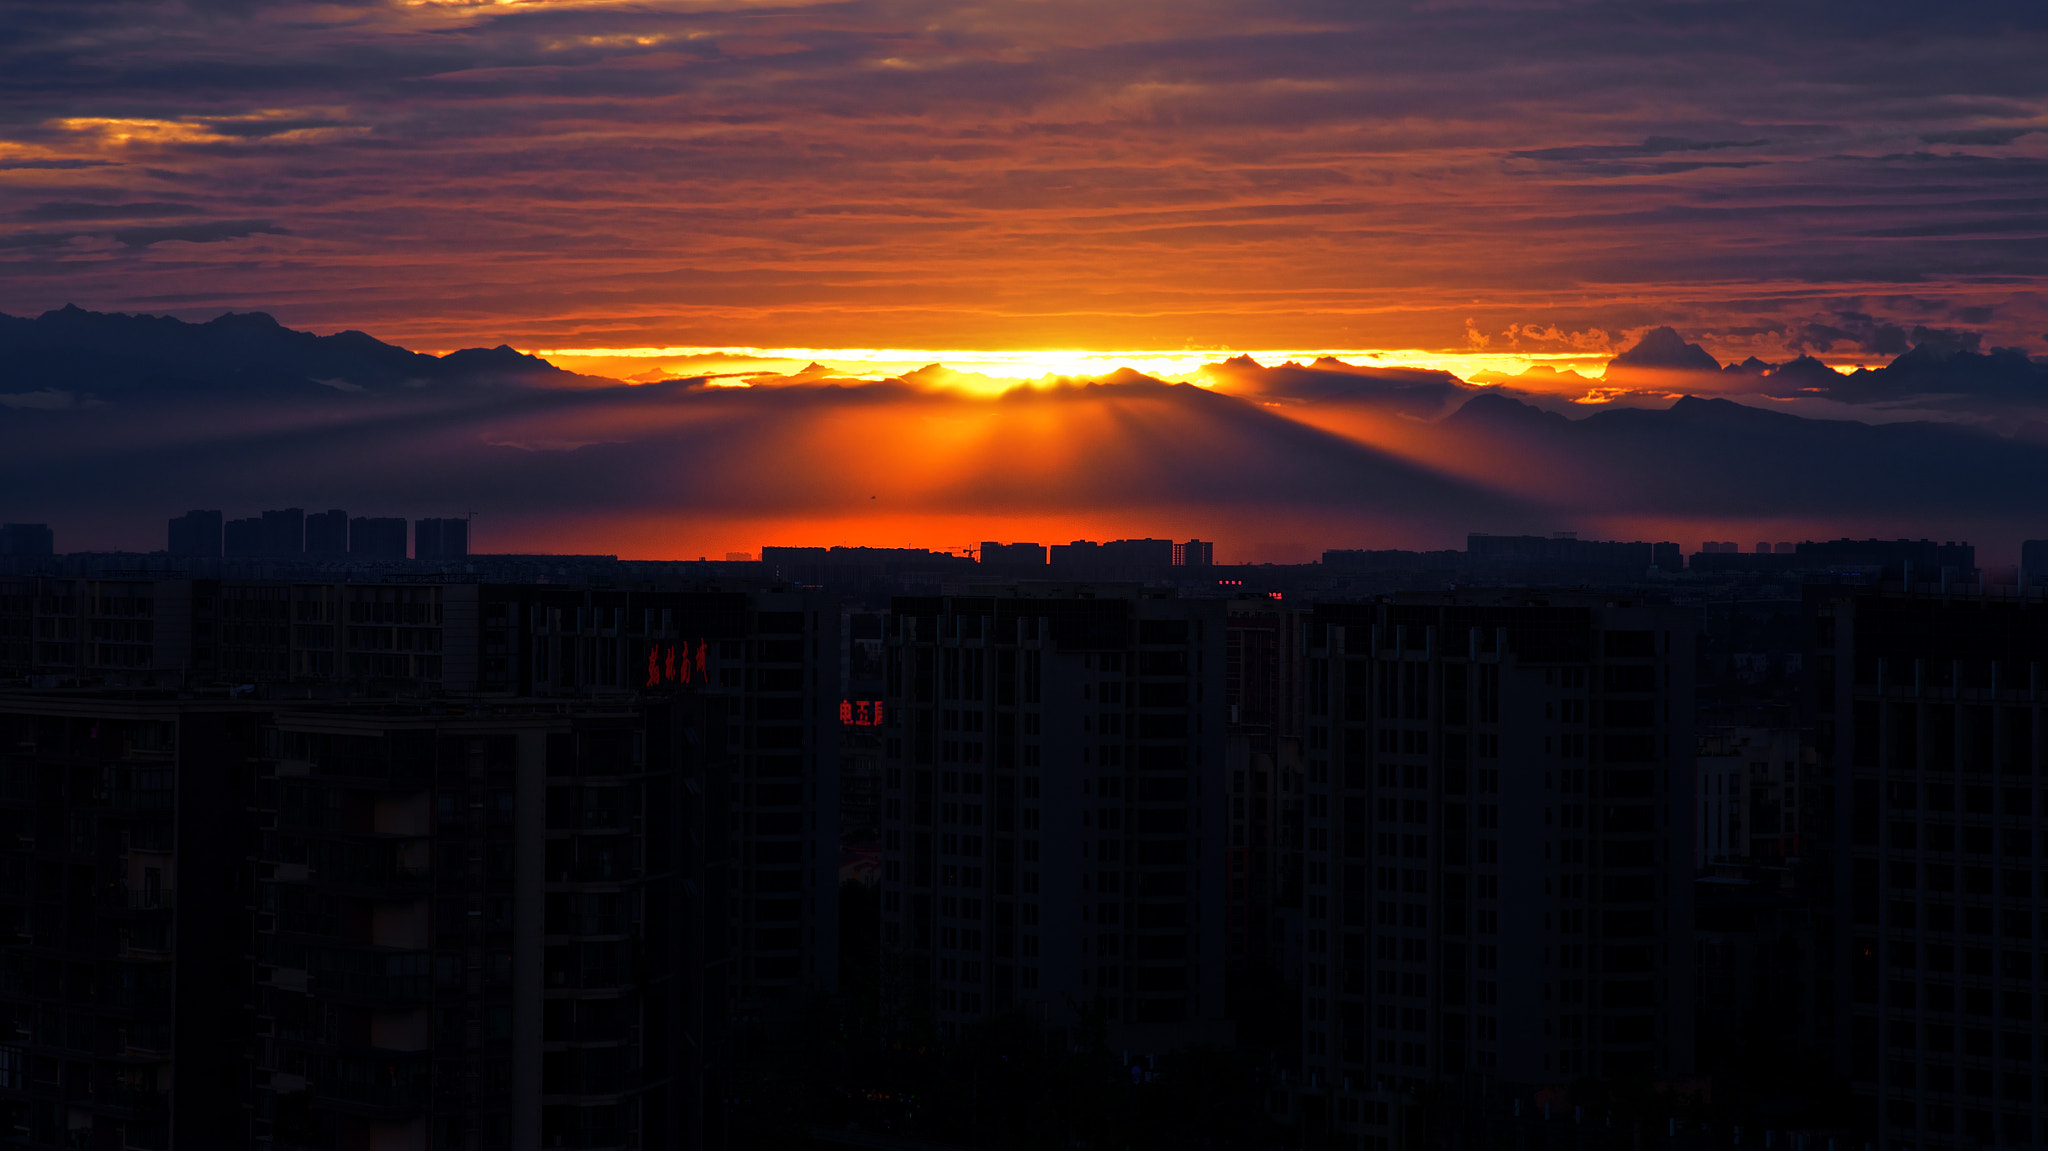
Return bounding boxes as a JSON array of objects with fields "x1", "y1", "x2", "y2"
[{"x1": 4, "y1": 1, "x2": 2047, "y2": 558}]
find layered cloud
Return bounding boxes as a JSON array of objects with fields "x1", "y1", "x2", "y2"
[{"x1": 0, "y1": 0, "x2": 2044, "y2": 357}]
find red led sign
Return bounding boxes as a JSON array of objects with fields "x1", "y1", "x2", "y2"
[
  {"x1": 840, "y1": 700, "x2": 885, "y2": 726},
  {"x1": 646, "y1": 639, "x2": 709, "y2": 687}
]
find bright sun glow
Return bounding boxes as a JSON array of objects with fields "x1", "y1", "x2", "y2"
[{"x1": 524, "y1": 345, "x2": 1617, "y2": 390}]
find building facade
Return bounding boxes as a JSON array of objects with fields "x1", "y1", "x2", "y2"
[
  {"x1": 1298, "y1": 595, "x2": 1695, "y2": 1099},
  {"x1": 1696, "y1": 726, "x2": 1807, "y2": 868},
  {"x1": 1816, "y1": 589, "x2": 2047, "y2": 1151},
  {"x1": 0, "y1": 697, "x2": 257, "y2": 1149},
  {"x1": 1223, "y1": 599, "x2": 1309, "y2": 978},
  {"x1": 878, "y1": 587, "x2": 1229, "y2": 1048},
  {"x1": 0, "y1": 689, "x2": 732, "y2": 1151}
]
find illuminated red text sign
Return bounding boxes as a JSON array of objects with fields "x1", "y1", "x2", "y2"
[
  {"x1": 646, "y1": 639, "x2": 709, "y2": 687},
  {"x1": 840, "y1": 700, "x2": 885, "y2": 726}
]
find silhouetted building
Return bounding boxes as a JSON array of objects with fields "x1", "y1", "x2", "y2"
[
  {"x1": 1466, "y1": 532, "x2": 1671, "y2": 574},
  {"x1": 0, "y1": 525, "x2": 53, "y2": 558},
  {"x1": 469, "y1": 583, "x2": 840, "y2": 1006},
  {"x1": 1224, "y1": 599, "x2": 1310, "y2": 977},
  {"x1": 841, "y1": 612, "x2": 889, "y2": 888},
  {"x1": 167, "y1": 510, "x2": 222, "y2": 559},
  {"x1": 1297, "y1": 595, "x2": 1695, "y2": 1091},
  {"x1": 1813, "y1": 588, "x2": 2047, "y2": 1150},
  {"x1": 1694, "y1": 876, "x2": 1825, "y2": 1090},
  {"x1": 979, "y1": 542, "x2": 1047, "y2": 569},
  {"x1": 1047, "y1": 539, "x2": 1176, "y2": 578},
  {"x1": 2020, "y1": 540, "x2": 2048, "y2": 587},
  {"x1": 1174, "y1": 540, "x2": 1214, "y2": 568},
  {"x1": 878, "y1": 587, "x2": 1229, "y2": 1046},
  {"x1": 224, "y1": 509, "x2": 305, "y2": 558},
  {"x1": 414, "y1": 518, "x2": 469, "y2": 563},
  {"x1": 303, "y1": 509, "x2": 348, "y2": 557},
  {"x1": 0, "y1": 690, "x2": 732, "y2": 1151},
  {"x1": 264, "y1": 508, "x2": 305, "y2": 556},
  {"x1": 1101, "y1": 538, "x2": 1173, "y2": 569},
  {"x1": 250, "y1": 697, "x2": 728, "y2": 1151},
  {"x1": 1320, "y1": 548, "x2": 1463, "y2": 574},
  {"x1": 0, "y1": 697, "x2": 261, "y2": 1148},
  {"x1": 349, "y1": 517, "x2": 409, "y2": 561},
  {"x1": 1692, "y1": 538, "x2": 1976, "y2": 580}
]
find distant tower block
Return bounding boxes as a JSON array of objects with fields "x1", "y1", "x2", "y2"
[
  {"x1": 415, "y1": 517, "x2": 470, "y2": 562},
  {"x1": 305, "y1": 509, "x2": 349, "y2": 556},
  {"x1": 167, "y1": 510, "x2": 223, "y2": 558}
]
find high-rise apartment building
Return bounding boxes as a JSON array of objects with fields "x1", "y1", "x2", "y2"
[
  {"x1": 167, "y1": 511, "x2": 223, "y2": 559},
  {"x1": 304, "y1": 510, "x2": 349, "y2": 557},
  {"x1": 0, "y1": 689, "x2": 731, "y2": 1151},
  {"x1": 1297, "y1": 595, "x2": 1694, "y2": 1097},
  {"x1": 0, "y1": 697, "x2": 263, "y2": 1148},
  {"x1": 251, "y1": 696, "x2": 728, "y2": 1151},
  {"x1": 414, "y1": 520, "x2": 469, "y2": 564},
  {"x1": 1223, "y1": 599, "x2": 1310, "y2": 976},
  {"x1": 1814, "y1": 588, "x2": 2046, "y2": 1151},
  {"x1": 226, "y1": 510, "x2": 306, "y2": 559},
  {"x1": 0, "y1": 578, "x2": 841, "y2": 1012},
  {"x1": 877, "y1": 586, "x2": 1228, "y2": 1046},
  {"x1": 470, "y1": 584, "x2": 840, "y2": 1004},
  {"x1": 978, "y1": 542, "x2": 1046, "y2": 570}
]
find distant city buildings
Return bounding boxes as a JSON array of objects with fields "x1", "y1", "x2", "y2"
[
  {"x1": 304, "y1": 508, "x2": 348, "y2": 556},
  {"x1": 160, "y1": 509, "x2": 465, "y2": 563},
  {"x1": 167, "y1": 510, "x2": 222, "y2": 558},
  {"x1": 415, "y1": 518, "x2": 470, "y2": 563}
]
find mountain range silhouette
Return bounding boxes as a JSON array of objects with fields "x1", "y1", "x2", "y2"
[{"x1": 3, "y1": 307, "x2": 2046, "y2": 552}]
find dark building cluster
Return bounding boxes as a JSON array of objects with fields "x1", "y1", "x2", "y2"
[
  {"x1": 0, "y1": 524, "x2": 2043, "y2": 1150},
  {"x1": 165, "y1": 511, "x2": 468, "y2": 563}
]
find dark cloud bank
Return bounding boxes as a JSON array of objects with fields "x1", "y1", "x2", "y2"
[{"x1": 5, "y1": 308, "x2": 2048, "y2": 555}]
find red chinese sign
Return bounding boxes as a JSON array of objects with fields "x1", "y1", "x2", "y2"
[
  {"x1": 840, "y1": 700, "x2": 885, "y2": 726},
  {"x1": 646, "y1": 639, "x2": 709, "y2": 687}
]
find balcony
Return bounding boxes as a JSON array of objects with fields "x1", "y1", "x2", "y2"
[
  {"x1": 310, "y1": 862, "x2": 431, "y2": 891},
  {"x1": 315, "y1": 1071, "x2": 430, "y2": 1116},
  {"x1": 99, "y1": 1085, "x2": 171, "y2": 1115},
  {"x1": 308, "y1": 949, "x2": 431, "y2": 1004},
  {"x1": 108, "y1": 790, "x2": 173, "y2": 815},
  {"x1": 100, "y1": 885, "x2": 175, "y2": 912}
]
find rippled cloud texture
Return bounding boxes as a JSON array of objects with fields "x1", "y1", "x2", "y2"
[{"x1": 3, "y1": 0, "x2": 2047, "y2": 359}]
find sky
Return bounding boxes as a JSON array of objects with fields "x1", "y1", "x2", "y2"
[
  {"x1": 4, "y1": 1, "x2": 2048, "y2": 559},
  {"x1": 4, "y1": 0, "x2": 2046, "y2": 373}
]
